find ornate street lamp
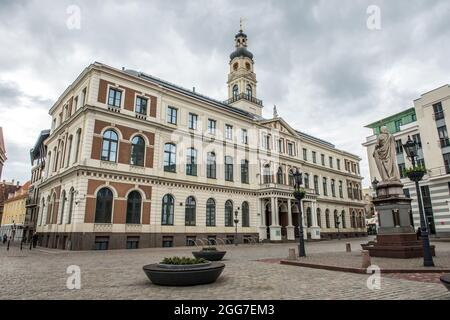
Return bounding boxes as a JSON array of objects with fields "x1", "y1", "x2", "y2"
[
  {"x1": 234, "y1": 208, "x2": 240, "y2": 246},
  {"x1": 403, "y1": 135, "x2": 434, "y2": 267},
  {"x1": 292, "y1": 168, "x2": 306, "y2": 257}
]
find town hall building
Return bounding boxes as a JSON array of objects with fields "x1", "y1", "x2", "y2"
[{"x1": 34, "y1": 26, "x2": 366, "y2": 250}]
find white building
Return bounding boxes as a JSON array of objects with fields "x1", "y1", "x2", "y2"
[
  {"x1": 363, "y1": 85, "x2": 450, "y2": 237},
  {"x1": 35, "y1": 27, "x2": 366, "y2": 250}
]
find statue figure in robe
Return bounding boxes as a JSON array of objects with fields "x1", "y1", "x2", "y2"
[{"x1": 373, "y1": 126, "x2": 401, "y2": 182}]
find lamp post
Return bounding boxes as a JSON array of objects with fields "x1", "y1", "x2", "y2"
[
  {"x1": 371, "y1": 178, "x2": 379, "y2": 197},
  {"x1": 336, "y1": 216, "x2": 341, "y2": 240},
  {"x1": 234, "y1": 208, "x2": 240, "y2": 246},
  {"x1": 403, "y1": 135, "x2": 434, "y2": 267},
  {"x1": 292, "y1": 169, "x2": 306, "y2": 257}
]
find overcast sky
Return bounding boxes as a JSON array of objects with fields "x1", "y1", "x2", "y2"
[{"x1": 1, "y1": 0, "x2": 450, "y2": 187}]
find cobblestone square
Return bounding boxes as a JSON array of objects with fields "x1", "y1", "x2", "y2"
[{"x1": 1, "y1": 237, "x2": 449, "y2": 300}]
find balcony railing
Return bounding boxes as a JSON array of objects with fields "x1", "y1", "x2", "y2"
[
  {"x1": 224, "y1": 93, "x2": 263, "y2": 106},
  {"x1": 439, "y1": 138, "x2": 450, "y2": 148}
]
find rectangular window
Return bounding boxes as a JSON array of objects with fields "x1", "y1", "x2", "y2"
[
  {"x1": 208, "y1": 119, "x2": 216, "y2": 134},
  {"x1": 94, "y1": 237, "x2": 109, "y2": 250},
  {"x1": 444, "y1": 153, "x2": 450, "y2": 174},
  {"x1": 287, "y1": 143, "x2": 294, "y2": 156},
  {"x1": 73, "y1": 96, "x2": 78, "y2": 111},
  {"x1": 278, "y1": 139, "x2": 284, "y2": 153},
  {"x1": 167, "y1": 106, "x2": 177, "y2": 124},
  {"x1": 398, "y1": 163, "x2": 406, "y2": 178},
  {"x1": 416, "y1": 158, "x2": 426, "y2": 168},
  {"x1": 241, "y1": 160, "x2": 249, "y2": 184},
  {"x1": 312, "y1": 151, "x2": 317, "y2": 164},
  {"x1": 303, "y1": 148, "x2": 308, "y2": 161},
  {"x1": 225, "y1": 156, "x2": 233, "y2": 181},
  {"x1": 108, "y1": 88, "x2": 122, "y2": 108},
  {"x1": 186, "y1": 236, "x2": 196, "y2": 247},
  {"x1": 321, "y1": 154, "x2": 325, "y2": 166},
  {"x1": 263, "y1": 134, "x2": 271, "y2": 150},
  {"x1": 186, "y1": 149, "x2": 197, "y2": 176},
  {"x1": 412, "y1": 134, "x2": 422, "y2": 149},
  {"x1": 126, "y1": 237, "x2": 139, "y2": 249},
  {"x1": 323, "y1": 178, "x2": 328, "y2": 196},
  {"x1": 188, "y1": 113, "x2": 198, "y2": 130},
  {"x1": 135, "y1": 96, "x2": 148, "y2": 115},
  {"x1": 433, "y1": 102, "x2": 444, "y2": 120},
  {"x1": 162, "y1": 236, "x2": 173, "y2": 248},
  {"x1": 438, "y1": 126, "x2": 450, "y2": 148},
  {"x1": 337, "y1": 159, "x2": 341, "y2": 170},
  {"x1": 395, "y1": 140, "x2": 403, "y2": 154},
  {"x1": 241, "y1": 129, "x2": 248, "y2": 144},
  {"x1": 81, "y1": 88, "x2": 87, "y2": 107},
  {"x1": 314, "y1": 176, "x2": 319, "y2": 195},
  {"x1": 225, "y1": 124, "x2": 233, "y2": 140},
  {"x1": 225, "y1": 235, "x2": 235, "y2": 245},
  {"x1": 339, "y1": 181, "x2": 343, "y2": 198},
  {"x1": 394, "y1": 119, "x2": 402, "y2": 132},
  {"x1": 329, "y1": 156, "x2": 333, "y2": 168}
]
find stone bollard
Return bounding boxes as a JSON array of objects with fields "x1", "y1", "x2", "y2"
[
  {"x1": 288, "y1": 248, "x2": 296, "y2": 260},
  {"x1": 361, "y1": 250, "x2": 371, "y2": 269},
  {"x1": 346, "y1": 242, "x2": 351, "y2": 253}
]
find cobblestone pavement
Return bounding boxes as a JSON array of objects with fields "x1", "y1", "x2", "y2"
[{"x1": 0, "y1": 237, "x2": 449, "y2": 300}]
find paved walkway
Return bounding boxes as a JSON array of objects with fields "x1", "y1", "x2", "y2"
[{"x1": 0, "y1": 237, "x2": 449, "y2": 300}]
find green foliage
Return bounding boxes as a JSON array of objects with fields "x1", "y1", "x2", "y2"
[
  {"x1": 403, "y1": 165, "x2": 427, "y2": 176},
  {"x1": 293, "y1": 188, "x2": 306, "y2": 199},
  {"x1": 161, "y1": 257, "x2": 208, "y2": 265}
]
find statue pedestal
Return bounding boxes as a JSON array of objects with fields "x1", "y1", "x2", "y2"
[{"x1": 366, "y1": 182, "x2": 436, "y2": 259}]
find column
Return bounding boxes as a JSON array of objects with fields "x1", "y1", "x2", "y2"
[
  {"x1": 286, "y1": 199, "x2": 295, "y2": 240},
  {"x1": 269, "y1": 197, "x2": 282, "y2": 241},
  {"x1": 310, "y1": 201, "x2": 321, "y2": 240},
  {"x1": 258, "y1": 198, "x2": 267, "y2": 240},
  {"x1": 301, "y1": 200, "x2": 308, "y2": 240}
]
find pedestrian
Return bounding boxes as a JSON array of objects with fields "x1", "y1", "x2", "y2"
[
  {"x1": 32, "y1": 233, "x2": 38, "y2": 249},
  {"x1": 2, "y1": 234, "x2": 6, "y2": 244},
  {"x1": 416, "y1": 227, "x2": 422, "y2": 240}
]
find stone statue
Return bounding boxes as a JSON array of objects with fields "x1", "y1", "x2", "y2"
[
  {"x1": 373, "y1": 126, "x2": 401, "y2": 182},
  {"x1": 273, "y1": 105, "x2": 278, "y2": 118}
]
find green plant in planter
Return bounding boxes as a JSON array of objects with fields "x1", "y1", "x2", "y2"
[
  {"x1": 161, "y1": 257, "x2": 208, "y2": 265},
  {"x1": 403, "y1": 165, "x2": 427, "y2": 180},
  {"x1": 201, "y1": 247, "x2": 217, "y2": 251},
  {"x1": 293, "y1": 188, "x2": 306, "y2": 200}
]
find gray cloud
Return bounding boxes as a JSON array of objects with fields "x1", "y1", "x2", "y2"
[{"x1": 1, "y1": 0, "x2": 450, "y2": 186}]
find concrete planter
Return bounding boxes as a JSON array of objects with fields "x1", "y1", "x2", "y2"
[
  {"x1": 192, "y1": 250, "x2": 227, "y2": 261},
  {"x1": 440, "y1": 274, "x2": 450, "y2": 292},
  {"x1": 143, "y1": 262, "x2": 225, "y2": 286}
]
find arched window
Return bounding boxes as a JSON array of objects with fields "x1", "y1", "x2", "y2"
[
  {"x1": 49, "y1": 193, "x2": 56, "y2": 224},
  {"x1": 225, "y1": 156, "x2": 233, "y2": 181},
  {"x1": 316, "y1": 208, "x2": 321, "y2": 228},
  {"x1": 130, "y1": 136, "x2": 145, "y2": 166},
  {"x1": 288, "y1": 169, "x2": 294, "y2": 187},
  {"x1": 186, "y1": 148, "x2": 197, "y2": 176},
  {"x1": 46, "y1": 152, "x2": 52, "y2": 177},
  {"x1": 206, "y1": 198, "x2": 216, "y2": 226},
  {"x1": 359, "y1": 212, "x2": 364, "y2": 228},
  {"x1": 241, "y1": 159, "x2": 249, "y2": 184},
  {"x1": 341, "y1": 210, "x2": 346, "y2": 229},
  {"x1": 39, "y1": 197, "x2": 45, "y2": 226},
  {"x1": 323, "y1": 177, "x2": 328, "y2": 196},
  {"x1": 65, "y1": 135, "x2": 73, "y2": 168},
  {"x1": 314, "y1": 175, "x2": 319, "y2": 195},
  {"x1": 325, "y1": 209, "x2": 330, "y2": 228},
  {"x1": 164, "y1": 143, "x2": 176, "y2": 172},
  {"x1": 246, "y1": 84, "x2": 252, "y2": 98},
  {"x1": 58, "y1": 141, "x2": 64, "y2": 169},
  {"x1": 126, "y1": 191, "x2": 142, "y2": 224},
  {"x1": 52, "y1": 147, "x2": 57, "y2": 172},
  {"x1": 351, "y1": 211, "x2": 356, "y2": 228},
  {"x1": 232, "y1": 85, "x2": 239, "y2": 99},
  {"x1": 95, "y1": 188, "x2": 113, "y2": 223},
  {"x1": 67, "y1": 188, "x2": 75, "y2": 224},
  {"x1": 233, "y1": 62, "x2": 238, "y2": 71},
  {"x1": 225, "y1": 200, "x2": 233, "y2": 227},
  {"x1": 304, "y1": 173, "x2": 310, "y2": 189},
  {"x1": 331, "y1": 179, "x2": 336, "y2": 197},
  {"x1": 277, "y1": 167, "x2": 284, "y2": 185},
  {"x1": 306, "y1": 207, "x2": 312, "y2": 228},
  {"x1": 46, "y1": 195, "x2": 51, "y2": 224},
  {"x1": 101, "y1": 130, "x2": 118, "y2": 162},
  {"x1": 74, "y1": 129, "x2": 82, "y2": 164},
  {"x1": 242, "y1": 201, "x2": 250, "y2": 227},
  {"x1": 263, "y1": 164, "x2": 272, "y2": 184},
  {"x1": 207, "y1": 152, "x2": 216, "y2": 179},
  {"x1": 334, "y1": 210, "x2": 339, "y2": 228},
  {"x1": 185, "y1": 196, "x2": 196, "y2": 226},
  {"x1": 161, "y1": 194, "x2": 174, "y2": 225},
  {"x1": 59, "y1": 190, "x2": 66, "y2": 224}
]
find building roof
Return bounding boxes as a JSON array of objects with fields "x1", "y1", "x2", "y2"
[
  {"x1": 30, "y1": 129, "x2": 50, "y2": 162},
  {"x1": 4, "y1": 181, "x2": 30, "y2": 203},
  {"x1": 230, "y1": 47, "x2": 254, "y2": 60},
  {"x1": 365, "y1": 107, "x2": 415, "y2": 129}
]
